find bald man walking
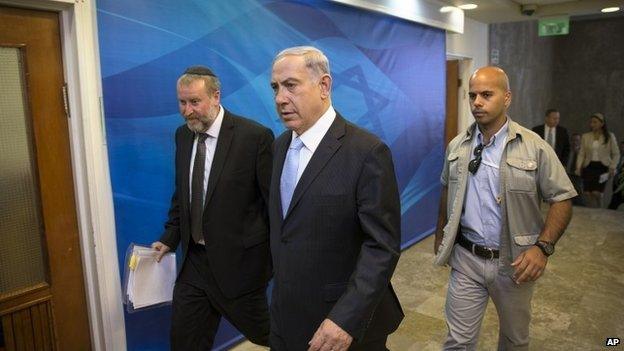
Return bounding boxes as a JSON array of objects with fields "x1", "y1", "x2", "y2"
[{"x1": 434, "y1": 67, "x2": 576, "y2": 350}]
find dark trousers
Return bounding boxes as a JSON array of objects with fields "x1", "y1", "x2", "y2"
[{"x1": 171, "y1": 242, "x2": 269, "y2": 350}]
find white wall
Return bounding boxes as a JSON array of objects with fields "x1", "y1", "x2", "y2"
[{"x1": 446, "y1": 17, "x2": 489, "y2": 133}]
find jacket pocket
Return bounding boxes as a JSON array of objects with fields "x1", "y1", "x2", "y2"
[
  {"x1": 513, "y1": 234, "x2": 539, "y2": 246},
  {"x1": 506, "y1": 157, "x2": 537, "y2": 192},
  {"x1": 312, "y1": 194, "x2": 348, "y2": 206},
  {"x1": 448, "y1": 152, "x2": 460, "y2": 181}
]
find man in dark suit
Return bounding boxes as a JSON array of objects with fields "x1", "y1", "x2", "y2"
[
  {"x1": 152, "y1": 66, "x2": 273, "y2": 350},
  {"x1": 532, "y1": 108, "x2": 570, "y2": 165},
  {"x1": 268, "y1": 46, "x2": 404, "y2": 351}
]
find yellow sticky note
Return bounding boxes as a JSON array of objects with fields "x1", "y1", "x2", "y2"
[{"x1": 129, "y1": 254, "x2": 138, "y2": 270}]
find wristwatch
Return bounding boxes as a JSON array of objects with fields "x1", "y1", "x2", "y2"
[{"x1": 534, "y1": 240, "x2": 555, "y2": 257}]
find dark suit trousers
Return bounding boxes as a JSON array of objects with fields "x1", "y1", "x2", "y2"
[{"x1": 171, "y1": 242, "x2": 269, "y2": 350}]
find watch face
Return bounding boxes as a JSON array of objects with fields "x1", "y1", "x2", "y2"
[{"x1": 538, "y1": 241, "x2": 555, "y2": 256}]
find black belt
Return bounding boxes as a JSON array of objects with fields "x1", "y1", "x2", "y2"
[{"x1": 457, "y1": 233, "x2": 499, "y2": 259}]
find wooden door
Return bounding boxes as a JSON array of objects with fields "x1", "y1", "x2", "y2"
[
  {"x1": 0, "y1": 6, "x2": 91, "y2": 350},
  {"x1": 445, "y1": 60, "x2": 460, "y2": 145}
]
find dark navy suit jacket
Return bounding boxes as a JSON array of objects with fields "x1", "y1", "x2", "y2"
[{"x1": 269, "y1": 114, "x2": 404, "y2": 349}]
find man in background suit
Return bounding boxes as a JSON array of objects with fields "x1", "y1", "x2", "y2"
[
  {"x1": 152, "y1": 66, "x2": 273, "y2": 350},
  {"x1": 268, "y1": 46, "x2": 404, "y2": 351},
  {"x1": 532, "y1": 108, "x2": 570, "y2": 165}
]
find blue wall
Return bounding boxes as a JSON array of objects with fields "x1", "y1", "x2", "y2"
[{"x1": 97, "y1": 0, "x2": 446, "y2": 349}]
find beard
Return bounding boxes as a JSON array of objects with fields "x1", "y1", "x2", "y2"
[
  {"x1": 185, "y1": 107, "x2": 218, "y2": 133},
  {"x1": 186, "y1": 116, "x2": 211, "y2": 133}
]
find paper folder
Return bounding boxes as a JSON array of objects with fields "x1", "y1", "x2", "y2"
[{"x1": 122, "y1": 243, "x2": 176, "y2": 313}]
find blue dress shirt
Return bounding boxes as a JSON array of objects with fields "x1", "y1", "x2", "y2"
[{"x1": 460, "y1": 120, "x2": 509, "y2": 248}]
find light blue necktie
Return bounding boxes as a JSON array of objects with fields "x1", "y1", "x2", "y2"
[{"x1": 280, "y1": 137, "x2": 304, "y2": 217}]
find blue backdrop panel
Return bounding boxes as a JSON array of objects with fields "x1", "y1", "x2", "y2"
[{"x1": 97, "y1": 0, "x2": 446, "y2": 349}]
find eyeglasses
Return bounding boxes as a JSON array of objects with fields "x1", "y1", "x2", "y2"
[{"x1": 468, "y1": 143, "x2": 484, "y2": 174}]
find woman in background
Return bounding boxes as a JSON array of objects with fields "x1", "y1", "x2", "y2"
[{"x1": 575, "y1": 113, "x2": 620, "y2": 207}]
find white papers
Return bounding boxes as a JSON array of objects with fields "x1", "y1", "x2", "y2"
[
  {"x1": 126, "y1": 245, "x2": 176, "y2": 310},
  {"x1": 599, "y1": 172, "x2": 610, "y2": 184}
]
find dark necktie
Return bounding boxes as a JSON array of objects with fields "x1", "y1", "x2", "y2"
[{"x1": 191, "y1": 133, "x2": 209, "y2": 243}]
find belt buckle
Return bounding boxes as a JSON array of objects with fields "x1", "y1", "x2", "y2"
[{"x1": 486, "y1": 247, "x2": 495, "y2": 260}]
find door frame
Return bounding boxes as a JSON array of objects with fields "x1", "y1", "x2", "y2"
[
  {"x1": 446, "y1": 53, "x2": 476, "y2": 133},
  {"x1": 0, "y1": 1, "x2": 125, "y2": 350}
]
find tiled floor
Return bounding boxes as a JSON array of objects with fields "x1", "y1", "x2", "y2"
[{"x1": 232, "y1": 206, "x2": 624, "y2": 350}]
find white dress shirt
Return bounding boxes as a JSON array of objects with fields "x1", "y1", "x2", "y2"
[
  {"x1": 544, "y1": 125, "x2": 556, "y2": 148},
  {"x1": 591, "y1": 139, "x2": 601, "y2": 161},
  {"x1": 189, "y1": 105, "x2": 224, "y2": 204},
  {"x1": 289, "y1": 105, "x2": 336, "y2": 183}
]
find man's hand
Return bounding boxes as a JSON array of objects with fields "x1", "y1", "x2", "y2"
[
  {"x1": 307, "y1": 319, "x2": 353, "y2": 351},
  {"x1": 511, "y1": 246, "x2": 547, "y2": 284},
  {"x1": 151, "y1": 241, "x2": 171, "y2": 262}
]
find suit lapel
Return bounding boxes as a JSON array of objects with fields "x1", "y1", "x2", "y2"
[
  {"x1": 179, "y1": 126, "x2": 194, "y2": 216},
  {"x1": 204, "y1": 111, "x2": 234, "y2": 208},
  {"x1": 284, "y1": 115, "x2": 346, "y2": 219},
  {"x1": 272, "y1": 132, "x2": 290, "y2": 222}
]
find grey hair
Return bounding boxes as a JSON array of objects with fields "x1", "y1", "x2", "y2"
[
  {"x1": 273, "y1": 46, "x2": 330, "y2": 78},
  {"x1": 177, "y1": 73, "x2": 221, "y2": 93}
]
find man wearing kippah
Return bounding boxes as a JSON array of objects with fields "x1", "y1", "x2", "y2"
[{"x1": 152, "y1": 66, "x2": 273, "y2": 350}]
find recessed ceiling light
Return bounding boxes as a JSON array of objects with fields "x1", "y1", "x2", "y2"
[
  {"x1": 601, "y1": 7, "x2": 620, "y2": 13},
  {"x1": 458, "y1": 4, "x2": 478, "y2": 10},
  {"x1": 440, "y1": 6, "x2": 456, "y2": 13}
]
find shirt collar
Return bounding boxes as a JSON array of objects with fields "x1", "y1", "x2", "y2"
[
  {"x1": 204, "y1": 105, "x2": 224, "y2": 139},
  {"x1": 292, "y1": 105, "x2": 336, "y2": 153},
  {"x1": 475, "y1": 118, "x2": 509, "y2": 147}
]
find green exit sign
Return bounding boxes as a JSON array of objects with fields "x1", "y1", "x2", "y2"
[{"x1": 539, "y1": 17, "x2": 569, "y2": 36}]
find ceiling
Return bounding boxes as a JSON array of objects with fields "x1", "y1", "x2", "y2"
[{"x1": 439, "y1": 0, "x2": 624, "y2": 23}]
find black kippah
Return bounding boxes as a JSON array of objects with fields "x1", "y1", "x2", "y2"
[{"x1": 183, "y1": 65, "x2": 216, "y2": 77}]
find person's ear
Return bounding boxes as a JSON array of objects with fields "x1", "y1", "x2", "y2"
[
  {"x1": 504, "y1": 90, "x2": 512, "y2": 108},
  {"x1": 319, "y1": 74, "x2": 332, "y2": 99}
]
